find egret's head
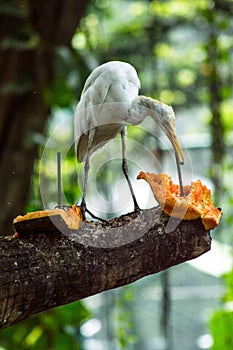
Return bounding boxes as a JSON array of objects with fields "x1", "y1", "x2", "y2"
[{"x1": 131, "y1": 96, "x2": 184, "y2": 165}]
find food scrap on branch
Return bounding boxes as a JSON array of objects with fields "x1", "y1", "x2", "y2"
[{"x1": 137, "y1": 172, "x2": 222, "y2": 230}]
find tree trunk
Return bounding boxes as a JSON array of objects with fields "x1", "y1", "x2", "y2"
[
  {"x1": 0, "y1": 0, "x2": 89, "y2": 235},
  {"x1": 0, "y1": 208, "x2": 211, "y2": 330}
]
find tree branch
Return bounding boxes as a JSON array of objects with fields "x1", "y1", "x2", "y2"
[{"x1": 0, "y1": 207, "x2": 211, "y2": 329}]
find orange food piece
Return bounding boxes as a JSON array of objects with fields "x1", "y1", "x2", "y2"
[
  {"x1": 13, "y1": 205, "x2": 83, "y2": 230},
  {"x1": 137, "y1": 172, "x2": 222, "y2": 230}
]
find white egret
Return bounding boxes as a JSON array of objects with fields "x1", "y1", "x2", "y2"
[{"x1": 74, "y1": 61, "x2": 184, "y2": 219}]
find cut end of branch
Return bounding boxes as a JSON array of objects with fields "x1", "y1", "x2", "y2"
[{"x1": 13, "y1": 205, "x2": 83, "y2": 236}]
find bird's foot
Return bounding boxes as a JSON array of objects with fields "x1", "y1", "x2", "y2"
[
  {"x1": 133, "y1": 201, "x2": 141, "y2": 214},
  {"x1": 55, "y1": 203, "x2": 107, "y2": 223},
  {"x1": 78, "y1": 202, "x2": 108, "y2": 224},
  {"x1": 133, "y1": 207, "x2": 142, "y2": 217},
  {"x1": 79, "y1": 202, "x2": 86, "y2": 220},
  {"x1": 134, "y1": 206, "x2": 141, "y2": 213},
  {"x1": 85, "y1": 208, "x2": 108, "y2": 224}
]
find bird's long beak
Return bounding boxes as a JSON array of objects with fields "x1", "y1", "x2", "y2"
[
  {"x1": 132, "y1": 96, "x2": 185, "y2": 195},
  {"x1": 161, "y1": 120, "x2": 184, "y2": 165},
  {"x1": 136, "y1": 96, "x2": 184, "y2": 164},
  {"x1": 159, "y1": 120, "x2": 185, "y2": 196}
]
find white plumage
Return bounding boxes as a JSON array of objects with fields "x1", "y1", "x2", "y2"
[
  {"x1": 75, "y1": 61, "x2": 141, "y2": 162},
  {"x1": 74, "y1": 61, "x2": 184, "y2": 218}
]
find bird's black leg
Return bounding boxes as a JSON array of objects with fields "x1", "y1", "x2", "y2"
[
  {"x1": 78, "y1": 144, "x2": 107, "y2": 223},
  {"x1": 79, "y1": 155, "x2": 90, "y2": 220},
  {"x1": 175, "y1": 153, "x2": 184, "y2": 196},
  {"x1": 121, "y1": 127, "x2": 140, "y2": 212}
]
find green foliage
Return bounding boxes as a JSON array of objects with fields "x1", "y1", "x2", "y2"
[
  {"x1": 44, "y1": 78, "x2": 74, "y2": 109},
  {"x1": 221, "y1": 270, "x2": 233, "y2": 304},
  {"x1": 115, "y1": 287, "x2": 137, "y2": 349},
  {"x1": 0, "y1": 301, "x2": 91, "y2": 350},
  {"x1": 210, "y1": 310, "x2": 233, "y2": 350},
  {"x1": 208, "y1": 268, "x2": 233, "y2": 349}
]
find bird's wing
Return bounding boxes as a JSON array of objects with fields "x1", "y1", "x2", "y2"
[
  {"x1": 80, "y1": 61, "x2": 140, "y2": 105},
  {"x1": 74, "y1": 61, "x2": 141, "y2": 162},
  {"x1": 74, "y1": 98, "x2": 92, "y2": 162},
  {"x1": 75, "y1": 66, "x2": 117, "y2": 162},
  {"x1": 81, "y1": 64, "x2": 114, "y2": 105}
]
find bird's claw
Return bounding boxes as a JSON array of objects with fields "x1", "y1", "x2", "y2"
[
  {"x1": 78, "y1": 202, "x2": 108, "y2": 224},
  {"x1": 85, "y1": 208, "x2": 108, "y2": 224},
  {"x1": 134, "y1": 206, "x2": 141, "y2": 214}
]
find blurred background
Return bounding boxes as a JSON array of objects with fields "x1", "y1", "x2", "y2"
[{"x1": 0, "y1": 0, "x2": 233, "y2": 349}]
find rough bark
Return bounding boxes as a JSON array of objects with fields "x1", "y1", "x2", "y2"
[
  {"x1": 0, "y1": 207, "x2": 211, "y2": 330},
  {"x1": 0, "y1": 0, "x2": 89, "y2": 235}
]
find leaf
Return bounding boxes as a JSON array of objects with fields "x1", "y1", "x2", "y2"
[
  {"x1": 210, "y1": 310, "x2": 233, "y2": 350},
  {"x1": 44, "y1": 78, "x2": 74, "y2": 108}
]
